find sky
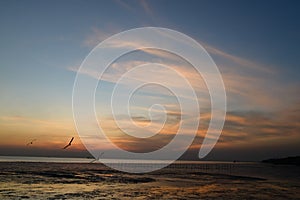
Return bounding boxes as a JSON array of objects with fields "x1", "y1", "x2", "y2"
[{"x1": 0, "y1": 0, "x2": 299, "y2": 161}]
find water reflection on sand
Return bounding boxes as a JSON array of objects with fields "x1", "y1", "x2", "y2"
[{"x1": 0, "y1": 159, "x2": 299, "y2": 199}]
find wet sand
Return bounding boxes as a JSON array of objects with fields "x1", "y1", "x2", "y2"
[{"x1": 0, "y1": 162, "x2": 299, "y2": 199}]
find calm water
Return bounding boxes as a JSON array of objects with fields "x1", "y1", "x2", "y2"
[
  {"x1": 0, "y1": 156, "x2": 235, "y2": 164},
  {"x1": 0, "y1": 156, "x2": 94, "y2": 163}
]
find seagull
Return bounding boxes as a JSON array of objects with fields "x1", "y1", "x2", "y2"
[
  {"x1": 90, "y1": 152, "x2": 104, "y2": 163},
  {"x1": 63, "y1": 137, "x2": 74, "y2": 149},
  {"x1": 26, "y1": 139, "x2": 37, "y2": 146}
]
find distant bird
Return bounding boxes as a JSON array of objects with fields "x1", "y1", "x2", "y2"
[
  {"x1": 63, "y1": 137, "x2": 74, "y2": 149},
  {"x1": 26, "y1": 139, "x2": 37, "y2": 146},
  {"x1": 90, "y1": 152, "x2": 104, "y2": 163}
]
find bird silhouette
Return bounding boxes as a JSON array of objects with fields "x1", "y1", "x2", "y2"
[
  {"x1": 26, "y1": 139, "x2": 37, "y2": 146},
  {"x1": 90, "y1": 152, "x2": 104, "y2": 163},
  {"x1": 63, "y1": 137, "x2": 74, "y2": 149}
]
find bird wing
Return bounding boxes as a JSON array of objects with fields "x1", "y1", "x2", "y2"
[
  {"x1": 63, "y1": 144, "x2": 70, "y2": 149},
  {"x1": 98, "y1": 152, "x2": 104, "y2": 159},
  {"x1": 69, "y1": 137, "x2": 74, "y2": 145},
  {"x1": 63, "y1": 137, "x2": 74, "y2": 149}
]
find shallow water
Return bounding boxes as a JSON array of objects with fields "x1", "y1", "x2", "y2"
[{"x1": 0, "y1": 158, "x2": 299, "y2": 199}]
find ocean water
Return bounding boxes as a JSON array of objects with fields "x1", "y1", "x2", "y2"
[{"x1": 0, "y1": 156, "x2": 299, "y2": 199}]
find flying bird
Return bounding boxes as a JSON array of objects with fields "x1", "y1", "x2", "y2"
[
  {"x1": 90, "y1": 152, "x2": 104, "y2": 163},
  {"x1": 63, "y1": 137, "x2": 74, "y2": 149},
  {"x1": 26, "y1": 139, "x2": 37, "y2": 146}
]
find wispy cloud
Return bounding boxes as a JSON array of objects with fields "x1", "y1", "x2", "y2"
[
  {"x1": 82, "y1": 26, "x2": 122, "y2": 47},
  {"x1": 81, "y1": 27, "x2": 275, "y2": 75},
  {"x1": 202, "y1": 42, "x2": 275, "y2": 74},
  {"x1": 68, "y1": 43, "x2": 284, "y2": 111},
  {"x1": 139, "y1": 0, "x2": 156, "y2": 22},
  {"x1": 67, "y1": 26, "x2": 300, "y2": 154},
  {"x1": 194, "y1": 105, "x2": 300, "y2": 147},
  {"x1": 113, "y1": 0, "x2": 134, "y2": 11},
  {"x1": 93, "y1": 101, "x2": 300, "y2": 153},
  {"x1": 113, "y1": 0, "x2": 157, "y2": 24}
]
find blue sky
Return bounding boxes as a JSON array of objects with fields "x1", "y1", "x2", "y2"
[{"x1": 0, "y1": 0, "x2": 299, "y2": 160}]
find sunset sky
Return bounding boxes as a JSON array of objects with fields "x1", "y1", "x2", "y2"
[{"x1": 0, "y1": 0, "x2": 299, "y2": 161}]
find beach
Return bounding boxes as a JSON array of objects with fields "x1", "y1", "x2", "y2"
[{"x1": 0, "y1": 157, "x2": 299, "y2": 199}]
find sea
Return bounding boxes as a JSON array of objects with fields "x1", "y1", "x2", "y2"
[{"x1": 0, "y1": 156, "x2": 299, "y2": 199}]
